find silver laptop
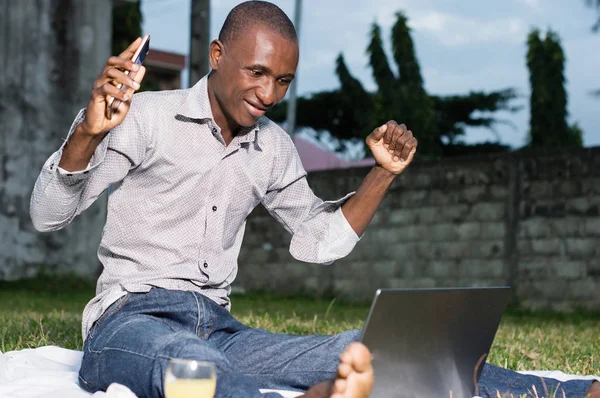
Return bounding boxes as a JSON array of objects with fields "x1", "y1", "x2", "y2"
[{"x1": 360, "y1": 287, "x2": 511, "y2": 398}]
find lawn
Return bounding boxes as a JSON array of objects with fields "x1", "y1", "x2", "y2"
[{"x1": 1, "y1": 275, "x2": 599, "y2": 378}]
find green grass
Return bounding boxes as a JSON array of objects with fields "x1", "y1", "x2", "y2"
[{"x1": 1, "y1": 275, "x2": 599, "y2": 379}]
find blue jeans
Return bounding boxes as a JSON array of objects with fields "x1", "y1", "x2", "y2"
[
  {"x1": 78, "y1": 288, "x2": 357, "y2": 397},
  {"x1": 78, "y1": 288, "x2": 593, "y2": 398}
]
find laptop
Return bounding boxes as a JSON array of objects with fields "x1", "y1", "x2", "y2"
[{"x1": 360, "y1": 287, "x2": 511, "y2": 398}]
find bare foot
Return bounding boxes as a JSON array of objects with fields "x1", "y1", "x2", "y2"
[
  {"x1": 331, "y1": 342, "x2": 374, "y2": 398},
  {"x1": 302, "y1": 342, "x2": 374, "y2": 398}
]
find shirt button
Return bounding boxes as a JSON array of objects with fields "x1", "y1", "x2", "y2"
[
  {"x1": 212, "y1": 206, "x2": 217, "y2": 212},
  {"x1": 203, "y1": 262, "x2": 208, "y2": 268}
]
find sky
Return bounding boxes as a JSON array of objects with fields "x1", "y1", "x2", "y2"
[{"x1": 141, "y1": 0, "x2": 600, "y2": 148}]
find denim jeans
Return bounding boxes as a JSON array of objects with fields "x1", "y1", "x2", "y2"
[
  {"x1": 78, "y1": 288, "x2": 593, "y2": 398},
  {"x1": 78, "y1": 288, "x2": 357, "y2": 397}
]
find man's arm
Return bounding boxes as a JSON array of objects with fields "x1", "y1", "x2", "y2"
[
  {"x1": 30, "y1": 38, "x2": 147, "y2": 231},
  {"x1": 59, "y1": 38, "x2": 145, "y2": 172},
  {"x1": 260, "y1": 121, "x2": 416, "y2": 264},
  {"x1": 341, "y1": 121, "x2": 418, "y2": 237}
]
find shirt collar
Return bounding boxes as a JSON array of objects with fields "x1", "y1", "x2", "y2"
[{"x1": 177, "y1": 75, "x2": 259, "y2": 144}]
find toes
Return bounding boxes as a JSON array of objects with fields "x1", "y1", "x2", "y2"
[
  {"x1": 337, "y1": 363, "x2": 352, "y2": 378},
  {"x1": 339, "y1": 350, "x2": 351, "y2": 363},
  {"x1": 345, "y1": 342, "x2": 372, "y2": 372},
  {"x1": 333, "y1": 377, "x2": 347, "y2": 394}
]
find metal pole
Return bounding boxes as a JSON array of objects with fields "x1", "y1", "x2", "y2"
[
  {"x1": 189, "y1": 0, "x2": 210, "y2": 87},
  {"x1": 286, "y1": 0, "x2": 302, "y2": 137}
]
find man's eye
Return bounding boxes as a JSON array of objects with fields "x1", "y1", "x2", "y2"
[
  {"x1": 279, "y1": 79, "x2": 291, "y2": 85},
  {"x1": 250, "y1": 70, "x2": 262, "y2": 77}
]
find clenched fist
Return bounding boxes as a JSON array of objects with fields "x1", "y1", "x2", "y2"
[{"x1": 366, "y1": 121, "x2": 418, "y2": 175}]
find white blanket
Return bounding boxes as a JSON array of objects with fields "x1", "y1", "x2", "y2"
[
  {"x1": 0, "y1": 346, "x2": 301, "y2": 398},
  {"x1": 1, "y1": 346, "x2": 598, "y2": 398}
]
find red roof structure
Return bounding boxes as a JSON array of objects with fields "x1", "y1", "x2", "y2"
[
  {"x1": 293, "y1": 134, "x2": 375, "y2": 172},
  {"x1": 146, "y1": 49, "x2": 186, "y2": 71}
]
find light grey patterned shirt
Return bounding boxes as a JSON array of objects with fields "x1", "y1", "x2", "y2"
[{"x1": 30, "y1": 76, "x2": 360, "y2": 341}]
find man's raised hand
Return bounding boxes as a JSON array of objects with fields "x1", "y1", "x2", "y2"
[
  {"x1": 366, "y1": 120, "x2": 418, "y2": 175},
  {"x1": 80, "y1": 37, "x2": 146, "y2": 138}
]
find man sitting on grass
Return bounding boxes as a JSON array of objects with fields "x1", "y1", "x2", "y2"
[{"x1": 30, "y1": 1, "x2": 599, "y2": 397}]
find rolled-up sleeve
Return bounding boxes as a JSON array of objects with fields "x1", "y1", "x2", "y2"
[
  {"x1": 30, "y1": 104, "x2": 147, "y2": 232},
  {"x1": 260, "y1": 134, "x2": 360, "y2": 264}
]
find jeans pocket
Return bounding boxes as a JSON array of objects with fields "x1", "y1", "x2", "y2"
[
  {"x1": 78, "y1": 349, "x2": 101, "y2": 393},
  {"x1": 87, "y1": 294, "x2": 131, "y2": 343}
]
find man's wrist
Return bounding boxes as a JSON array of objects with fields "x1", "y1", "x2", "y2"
[
  {"x1": 373, "y1": 164, "x2": 397, "y2": 181},
  {"x1": 72, "y1": 123, "x2": 104, "y2": 145},
  {"x1": 58, "y1": 124, "x2": 104, "y2": 172}
]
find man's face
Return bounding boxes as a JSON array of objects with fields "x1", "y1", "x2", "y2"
[{"x1": 211, "y1": 26, "x2": 299, "y2": 128}]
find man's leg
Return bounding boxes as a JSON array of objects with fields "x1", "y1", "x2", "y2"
[
  {"x1": 212, "y1": 321, "x2": 361, "y2": 391},
  {"x1": 78, "y1": 292, "x2": 283, "y2": 398},
  {"x1": 477, "y1": 363, "x2": 594, "y2": 398}
]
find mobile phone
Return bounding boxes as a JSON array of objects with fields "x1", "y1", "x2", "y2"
[{"x1": 107, "y1": 34, "x2": 150, "y2": 120}]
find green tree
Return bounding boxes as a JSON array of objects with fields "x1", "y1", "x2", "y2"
[
  {"x1": 111, "y1": 1, "x2": 159, "y2": 92},
  {"x1": 269, "y1": 11, "x2": 518, "y2": 158},
  {"x1": 268, "y1": 55, "x2": 372, "y2": 142},
  {"x1": 431, "y1": 89, "x2": 520, "y2": 146},
  {"x1": 526, "y1": 29, "x2": 582, "y2": 148},
  {"x1": 363, "y1": 14, "x2": 438, "y2": 155},
  {"x1": 112, "y1": 1, "x2": 143, "y2": 56}
]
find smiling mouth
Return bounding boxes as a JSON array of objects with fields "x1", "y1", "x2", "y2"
[{"x1": 245, "y1": 101, "x2": 267, "y2": 118}]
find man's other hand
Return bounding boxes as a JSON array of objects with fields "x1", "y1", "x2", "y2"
[
  {"x1": 81, "y1": 37, "x2": 147, "y2": 138},
  {"x1": 366, "y1": 120, "x2": 418, "y2": 175}
]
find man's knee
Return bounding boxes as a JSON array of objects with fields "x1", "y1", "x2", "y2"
[{"x1": 158, "y1": 330, "x2": 233, "y2": 372}]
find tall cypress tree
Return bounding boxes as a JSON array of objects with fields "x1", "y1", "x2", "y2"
[
  {"x1": 366, "y1": 22, "x2": 399, "y2": 126},
  {"x1": 112, "y1": 1, "x2": 143, "y2": 56},
  {"x1": 527, "y1": 29, "x2": 581, "y2": 148},
  {"x1": 391, "y1": 12, "x2": 438, "y2": 155},
  {"x1": 335, "y1": 54, "x2": 373, "y2": 135},
  {"x1": 365, "y1": 15, "x2": 439, "y2": 155}
]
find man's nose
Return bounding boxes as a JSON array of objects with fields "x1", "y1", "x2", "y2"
[{"x1": 256, "y1": 78, "x2": 276, "y2": 107}]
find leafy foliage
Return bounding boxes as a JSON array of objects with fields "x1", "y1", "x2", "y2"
[
  {"x1": 526, "y1": 29, "x2": 582, "y2": 148},
  {"x1": 269, "y1": 11, "x2": 519, "y2": 158},
  {"x1": 112, "y1": 1, "x2": 143, "y2": 56}
]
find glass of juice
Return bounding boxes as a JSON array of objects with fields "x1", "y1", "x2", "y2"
[{"x1": 164, "y1": 359, "x2": 217, "y2": 398}]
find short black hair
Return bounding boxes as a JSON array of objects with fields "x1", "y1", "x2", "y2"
[{"x1": 218, "y1": 1, "x2": 297, "y2": 45}]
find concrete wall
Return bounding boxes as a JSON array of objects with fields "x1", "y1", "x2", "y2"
[
  {"x1": 237, "y1": 147, "x2": 600, "y2": 311},
  {"x1": 0, "y1": 0, "x2": 112, "y2": 279}
]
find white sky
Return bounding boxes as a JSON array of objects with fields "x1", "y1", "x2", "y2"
[{"x1": 141, "y1": 0, "x2": 600, "y2": 148}]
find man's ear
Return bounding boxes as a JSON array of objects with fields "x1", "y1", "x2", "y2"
[{"x1": 209, "y1": 40, "x2": 224, "y2": 71}]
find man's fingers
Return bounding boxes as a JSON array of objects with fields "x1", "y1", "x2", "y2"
[
  {"x1": 393, "y1": 126, "x2": 411, "y2": 160},
  {"x1": 403, "y1": 142, "x2": 418, "y2": 164},
  {"x1": 368, "y1": 124, "x2": 388, "y2": 142},
  {"x1": 118, "y1": 37, "x2": 142, "y2": 59},
  {"x1": 383, "y1": 120, "x2": 398, "y2": 147},
  {"x1": 106, "y1": 56, "x2": 141, "y2": 74},
  {"x1": 106, "y1": 67, "x2": 141, "y2": 91},
  {"x1": 94, "y1": 57, "x2": 140, "y2": 90},
  {"x1": 95, "y1": 82, "x2": 130, "y2": 104},
  {"x1": 385, "y1": 122, "x2": 405, "y2": 155},
  {"x1": 400, "y1": 133, "x2": 417, "y2": 160},
  {"x1": 122, "y1": 66, "x2": 146, "y2": 101}
]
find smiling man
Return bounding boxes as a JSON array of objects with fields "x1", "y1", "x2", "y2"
[{"x1": 29, "y1": 1, "x2": 598, "y2": 398}]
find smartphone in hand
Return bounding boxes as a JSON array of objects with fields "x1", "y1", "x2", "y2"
[{"x1": 107, "y1": 34, "x2": 150, "y2": 120}]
